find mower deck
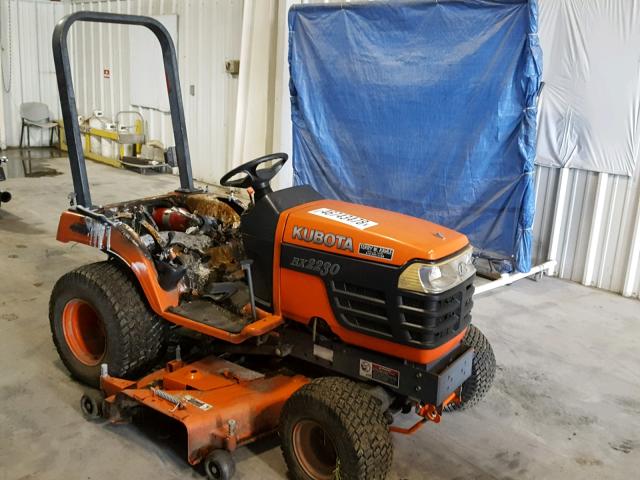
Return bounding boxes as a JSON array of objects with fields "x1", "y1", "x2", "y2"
[{"x1": 99, "y1": 356, "x2": 309, "y2": 465}]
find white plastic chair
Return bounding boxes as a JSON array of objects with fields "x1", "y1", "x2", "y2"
[{"x1": 19, "y1": 102, "x2": 59, "y2": 148}]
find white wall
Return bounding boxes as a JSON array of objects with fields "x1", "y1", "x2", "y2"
[
  {"x1": 0, "y1": 0, "x2": 65, "y2": 147},
  {"x1": 232, "y1": 0, "x2": 296, "y2": 191},
  {"x1": 0, "y1": 0, "x2": 243, "y2": 183},
  {"x1": 533, "y1": 164, "x2": 640, "y2": 300},
  {"x1": 531, "y1": 0, "x2": 640, "y2": 300},
  {"x1": 65, "y1": 0, "x2": 243, "y2": 184}
]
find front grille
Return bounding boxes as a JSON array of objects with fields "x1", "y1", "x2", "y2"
[
  {"x1": 281, "y1": 243, "x2": 475, "y2": 350},
  {"x1": 330, "y1": 276, "x2": 474, "y2": 348},
  {"x1": 332, "y1": 281, "x2": 392, "y2": 336}
]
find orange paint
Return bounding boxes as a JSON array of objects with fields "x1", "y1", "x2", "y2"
[
  {"x1": 57, "y1": 210, "x2": 181, "y2": 312},
  {"x1": 282, "y1": 199, "x2": 469, "y2": 265},
  {"x1": 57, "y1": 194, "x2": 468, "y2": 361},
  {"x1": 57, "y1": 210, "x2": 283, "y2": 343},
  {"x1": 61, "y1": 299, "x2": 106, "y2": 366},
  {"x1": 279, "y1": 268, "x2": 466, "y2": 364},
  {"x1": 102, "y1": 356, "x2": 309, "y2": 464}
]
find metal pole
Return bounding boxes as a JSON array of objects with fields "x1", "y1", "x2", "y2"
[{"x1": 52, "y1": 11, "x2": 197, "y2": 207}]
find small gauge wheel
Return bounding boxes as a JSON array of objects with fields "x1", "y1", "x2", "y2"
[{"x1": 204, "y1": 449, "x2": 236, "y2": 480}]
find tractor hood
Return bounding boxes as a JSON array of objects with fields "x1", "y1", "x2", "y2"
[{"x1": 282, "y1": 199, "x2": 469, "y2": 266}]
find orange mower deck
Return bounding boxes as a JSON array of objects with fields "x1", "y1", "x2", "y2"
[{"x1": 99, "y1": 357, "x2": 309, "y2": 465}]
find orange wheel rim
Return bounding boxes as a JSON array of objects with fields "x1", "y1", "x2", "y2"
[
  {"x1": 292, "y1": 419, "x2": 337, "y2": 480},
  {"x1": 62, "y1": 299, "x2": 106, "y2": 366}
]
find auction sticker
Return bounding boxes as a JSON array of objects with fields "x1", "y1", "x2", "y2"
[
  {"x1": 359, "y1": 359, "x2": 400, "y2": 388},
  {"x1": 308, "y1": 208, "x2": 378, "y2": 230},
  {"x1": 359, "y1": 243, "x2": 394, "y2": 260}
]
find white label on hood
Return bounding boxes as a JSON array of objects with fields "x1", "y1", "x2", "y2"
[{"x1": 308, "y1": 208, "x2": 378, "y2": 230}]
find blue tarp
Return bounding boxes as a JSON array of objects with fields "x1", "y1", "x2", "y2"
[{"x1": 288, "y1": 0, "x2": 541, "y2": 272}]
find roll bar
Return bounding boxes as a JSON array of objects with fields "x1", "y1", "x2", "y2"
[{"x1": 52, "y1": 11, "x2": 195, "y2": 208}]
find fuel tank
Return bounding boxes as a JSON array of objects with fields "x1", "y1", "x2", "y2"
[{"x1": 282, "y1": 199, "x2": 469, "y2": 265}]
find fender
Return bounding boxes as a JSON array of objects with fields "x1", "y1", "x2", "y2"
[{"x1": 56, "y1": 210, "x2": 282, "y2": 343}]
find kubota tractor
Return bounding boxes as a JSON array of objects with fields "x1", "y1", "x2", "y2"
[{"x1": 49, "y1": 12, "x2": 496, "y2": 480}]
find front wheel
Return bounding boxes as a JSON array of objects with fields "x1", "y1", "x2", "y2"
[
  {"x1": 445, "y1": 324, "x2": 496, "y2": 412},
  {"x1": 280, "y1": 377, "x2": 393, "y2": 480}
]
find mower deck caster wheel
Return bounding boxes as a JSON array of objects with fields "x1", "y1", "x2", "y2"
[
  {"x1": 80, "y1": 391, "x2": 104, "y2": 421},
  {"x1": 204, "y1": 449, "x2": 235, "y2": 480}
]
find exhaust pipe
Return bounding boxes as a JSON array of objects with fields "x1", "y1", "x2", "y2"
[{"x1": 0, "y1": 191, "x2": 11, "y2": 203}]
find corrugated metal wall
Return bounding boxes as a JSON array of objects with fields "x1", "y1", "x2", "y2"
[
  {"x1": 0, "y1": 0, "x2": 65, "y2": 147},
  {"x1": 532, "y1": 0, "x2": 640, "y2": 301},
  {"x1": 533, "y1": 165, "x2": 640, "y2": 299},
  {"x1": 64, "y1": 0, "x2": 243, "y2": 184}
]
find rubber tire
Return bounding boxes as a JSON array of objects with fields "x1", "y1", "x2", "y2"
[
  {"x1": 204, "y1": 450, "x2": 236, "y2": 480},
  {"x1": 80, "y1": 390, "x2": 104, "y2": 421},
  {"x1": 280, "y1": 377, "x2": 393, "y2": 480},
  {"x1": 444, "y1": 324, "x2": 496, "y2": 412},
  {"x1": 49, "y1": 261, "x2": 167, "y2": 387}
]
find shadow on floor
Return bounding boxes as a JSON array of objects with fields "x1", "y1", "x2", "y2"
[{"x1": 0, "y1": 209, "x2": 47, "y2": 235}]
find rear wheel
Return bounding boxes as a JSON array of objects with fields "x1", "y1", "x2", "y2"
[
  {"x1": 280, "y1": 377, "x2": 393, "y2": 480},
  {"x1": 49, "y1": 261, "x2": 167, "y2": 387},
  {"x1": 445, "y1": 324, "x2": 495, "y2": 412}
]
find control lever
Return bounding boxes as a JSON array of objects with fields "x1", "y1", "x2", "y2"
[{"x1": 241, "y1": 260, "x2": 257, "y2": 321}]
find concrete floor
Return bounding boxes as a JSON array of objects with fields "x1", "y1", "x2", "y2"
[{"x1": 1, "y1": 149, "x2": 639, "y2": 480}]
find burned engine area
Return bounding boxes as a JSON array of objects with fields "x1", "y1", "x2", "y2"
[{"x1": 100, "y1": 193, "x2": 251, "y2": 318}]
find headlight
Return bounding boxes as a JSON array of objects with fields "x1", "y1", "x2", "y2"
[{"x1": 398, "y1": 246, "x2": 475, "y2": 294}]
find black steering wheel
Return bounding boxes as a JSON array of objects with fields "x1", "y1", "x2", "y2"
[{"x1": 220, "y1": 153, "x2": 288, "y2": 200}]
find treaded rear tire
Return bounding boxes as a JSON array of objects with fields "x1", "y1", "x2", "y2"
[
  {"x1": 444, "y1": 324, "x2": 495, "y2": 412},
  {"x1": 280, "y1": 377, "x2": 393, "y2": 480},
  {"x1": 49, "y1": 261, "x2": 167, "y2": 387}
]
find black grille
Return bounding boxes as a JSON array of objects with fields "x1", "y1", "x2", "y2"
[
  {"x1": 332, "y1": 281, "x2": 392, "y2": 336},
  {"x1": 281, "y1": 243, "x2": 475, "y2": 349},
  {"x1": 330, "y1": 276, "x2": 474, "y2": 349}
]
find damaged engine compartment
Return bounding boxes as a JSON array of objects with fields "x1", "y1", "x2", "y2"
[{"x1": 94, "y1": 192, "x2": 253, "y2": 321}]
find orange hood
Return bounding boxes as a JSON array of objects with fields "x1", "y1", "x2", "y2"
[{"x1": 282, "y1": 199, "x2": 469, "y2": 266}]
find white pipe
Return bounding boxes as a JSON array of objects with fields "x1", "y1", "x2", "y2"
[
  {"x1": 547, "y1": 167, "x2": 569, "y2": 275},
  {"x1": 473, "y1": 260, "x2": 557, "y2": 296},
  {"x1": 582, "y1": 172, "x2": 608, "y2": 286}
]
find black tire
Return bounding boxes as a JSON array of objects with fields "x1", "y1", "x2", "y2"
[
  {"x1": 204, "y1": 450, "x2": 235, "y2": 480},
  {"x1": 80, "y1": 391, "x2": 104, "y2": 421},
  {"x1": 280, "y1": 377, "x2": 393, "y2": 480},
  {"x1": 49, "y1": 261, "x2": 167, "y2": 387},
  {"x1": 444, "y1": 324, "x2": 495, "y2": 412}
]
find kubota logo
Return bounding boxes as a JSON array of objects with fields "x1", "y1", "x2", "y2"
[{"x1": 292, "y1": 225, "x2": 354, "y2": 252}]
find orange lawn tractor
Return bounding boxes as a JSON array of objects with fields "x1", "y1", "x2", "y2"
[{"x1": 49, "y1": 12, "x2": 495, "y2": 480}]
